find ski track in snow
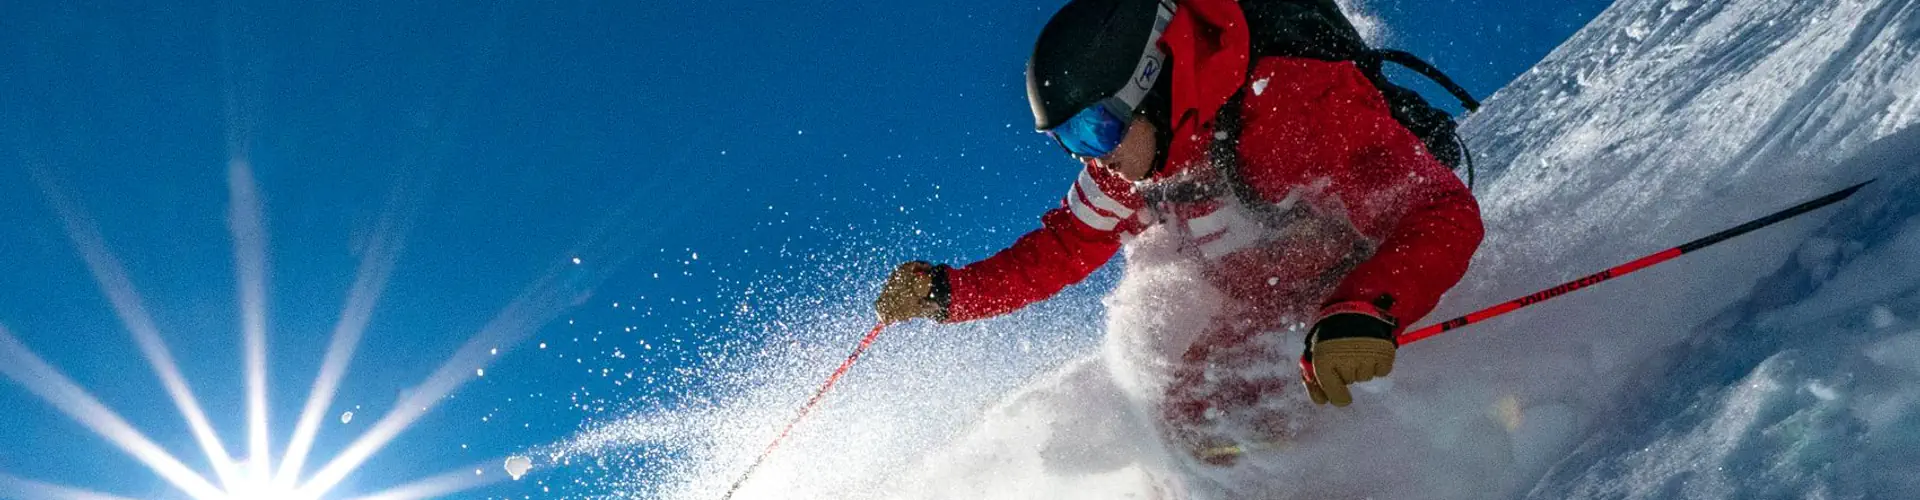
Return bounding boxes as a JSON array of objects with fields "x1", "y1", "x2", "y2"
[{"x1": 546, "y1": 0, "x2": 1920, "y2": 498}]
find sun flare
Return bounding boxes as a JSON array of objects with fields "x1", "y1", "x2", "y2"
[{"x1": 0, "y1": 163, "x2": 592, "y2": 499}]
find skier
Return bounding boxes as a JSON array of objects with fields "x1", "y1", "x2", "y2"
[{"x1": 874, "y1": 0, "x2": 1483, "y2": 463}]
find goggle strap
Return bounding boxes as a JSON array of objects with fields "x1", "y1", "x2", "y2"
[{"x1": 1111, "y1": 1, "x2": 1176, "y2": 114}]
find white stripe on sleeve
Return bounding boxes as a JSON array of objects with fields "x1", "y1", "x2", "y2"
[
  {"x1": 1076, "y1": 169, "x2": 1136, "y2": 218},
  {"x1": 1066, "y1": 183, "x2": 1123, "y2": 231}
]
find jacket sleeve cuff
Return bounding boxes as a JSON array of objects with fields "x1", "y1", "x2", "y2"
[
  {"x1": 1318, "y1": 299, "x2": 1395, "y2": 325},
  {"x1": 1312, "y1": 300, "x2": 1399, "y2": 345},
  {"x1": 928, "y1": 264, "x2": 953, "y2": 323}
]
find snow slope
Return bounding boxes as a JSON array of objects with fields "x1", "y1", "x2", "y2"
[
  {"x1": 552, "y1": 0, "x2": 1920, "y2": 497},
  {"x1": 1526, "y1": 125, "x2": 1920, "y2": 500}
]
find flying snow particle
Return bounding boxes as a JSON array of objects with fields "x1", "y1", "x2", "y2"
[
  {"x1": 571, "y1": 257, "x2": 582, "y2": 265},
  {"x1": 340, "y1": 411, "x2": 354, "y2": 424},
  {"x1": 1252, "y1": 77, "x2": 1271, "y2": 96},
  {"x1": 505, "y1": 456, "x2": 533, "y2": 480},
  {"x1": 539, "y1": 342, "x2": 548, "y2": 349},
  {"x1": 490, "y1": 348, "x2": 498, "y2": 356},
  {"x1": 476, "y1": 369, "x2": 486, "y2": 377}
]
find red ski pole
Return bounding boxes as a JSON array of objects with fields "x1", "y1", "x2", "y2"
[
  {"x1": 724, "y1": 182, "x2": 1870, "y2": 490},
  {"x1": 723, "y1": 322, "x2": 889, "y2": 499},
  {"x1": 1399, "y1": 180, "x2": 1872, "y2": 345},
  {"x1": 1203, "y1": 182, "x2": 1871, "y2": 462}
]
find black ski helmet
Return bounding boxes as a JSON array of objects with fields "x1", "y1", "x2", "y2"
[{"x1": 1027, "y1": 0, "x2": 1176, "y2": 132}]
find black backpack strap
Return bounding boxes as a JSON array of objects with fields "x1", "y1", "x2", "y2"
[
  {"x1": 1209, "y1": 89, "x2": 1379, "y2": 286},
  {"x1": 1207, "y1": 91, "x2": 1283, "y2": 225},
  {"x1": 1235, "y1": 0, "x2": 1478, "y2": 188},
  {"x1": 1371, "y1": 49, "x2": 1479, "y2": 188},
  {"x1": 1375, "y1": 50, "x2": 1480, "y2": 112}
]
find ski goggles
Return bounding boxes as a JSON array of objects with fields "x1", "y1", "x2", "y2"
[
  {"x1": 1044, "y1": 97, "x2": 1135, "y2": 159},
  {"x1": 1041, "y1": 0, "x2": 1175, "y2": 159}
]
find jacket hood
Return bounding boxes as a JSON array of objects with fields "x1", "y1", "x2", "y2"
[{"x1": 1160, "y1": 0, "x2": 1251, "y2": 166}]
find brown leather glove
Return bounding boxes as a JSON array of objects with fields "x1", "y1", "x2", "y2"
[
  {"x1": 875, "y1": 261, "x2": 950, "y2": 324},
  {"x1": 1301, "y1": 301, "x2": 1398, "y2": 407}
]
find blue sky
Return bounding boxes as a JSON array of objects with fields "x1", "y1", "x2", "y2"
[{"x1": 0, "y1": 0, "x2": 1607, "y2": 498}]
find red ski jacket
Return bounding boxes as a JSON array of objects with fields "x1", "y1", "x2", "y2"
[{"x1": 945, "y1": 0, "x2": 1483, "y2": 334}]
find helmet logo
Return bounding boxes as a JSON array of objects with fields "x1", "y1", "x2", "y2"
[{"x1": 1135, "y1": 56, "x2": 1160, "y2": 90}]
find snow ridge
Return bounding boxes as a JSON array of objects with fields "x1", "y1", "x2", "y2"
[{"x1": 1527, "y1": 125, "x2": 1920, "y2": 500}]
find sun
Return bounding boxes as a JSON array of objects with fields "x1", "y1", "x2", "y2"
[
  {"x1": 223, "y1": 470, "x2": 313, "y2": 500},
  {"x1": 0, "y1": 161, "x2": 590, "y2": 499}
]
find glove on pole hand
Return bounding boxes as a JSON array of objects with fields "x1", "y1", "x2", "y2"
[
  {"x1": 875, "y1": 261, "x2": 949, "y2": 324},
  {"x1": 1301, "y1": 301, "x2": 1398, "y2": 407}
]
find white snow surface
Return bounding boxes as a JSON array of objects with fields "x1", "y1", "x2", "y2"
[{"x1": 550, "y1": 0, "x2": 1920, "y2": 498}]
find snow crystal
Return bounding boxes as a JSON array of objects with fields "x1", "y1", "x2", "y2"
[
  {"x1": 1251, "y1": 78, "x2": 1270, "y2": 96},
  {"x1": 505, "y1": 456, "x2": 534, "y2": 480},
  {"x1": 340, "y1": 411, "x2": 353, "y2": 424}
]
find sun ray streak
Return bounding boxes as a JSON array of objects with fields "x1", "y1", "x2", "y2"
[
  {"x1": 225, "y1": 156, "x2": 273, "y2": 478},
  {"x1": 338, "y1": 460, "x2": 510, "y2": 500},
  {"x1": 28, "y1": 169, "x2": 242, "y2": 489},
  {"x1": 0, "y1": 326, "x2": 226, "y2": 500},
  {"x1": 0, "y1": 472, "x2": 141, "y2": 500},
  {"x1": 273, "y1": 175, "x2": 421, "y2": 487},
  {"x1": 219, "y1": 3, "x2": 272, "y2": 478},
  {"x1": 292, "y1": 204, "x2": 645, "y2": 497},
  {"x1": 293, "y1": 261, "x2": 598, "y2": 498},
  {"x1": 288, "y1": 154, "x2": 650, "y2": 497},
  {"x1": 226, "y1": 155, "x2": 272, "y2": 480}
]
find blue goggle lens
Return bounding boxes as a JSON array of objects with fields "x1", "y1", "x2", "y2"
[{"x1": 1046, "y1": 102, "x2": 1129, "y2": 159}]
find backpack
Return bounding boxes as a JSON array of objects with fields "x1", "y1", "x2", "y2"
[
  {"x1": 1141, "y1": 1, "x2": 1480, "y2": 283},
  {"x1": 1228, "y1": 0, "x2": 1482, "y2": 185}
]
